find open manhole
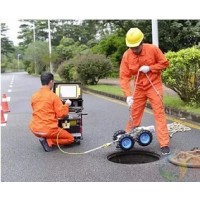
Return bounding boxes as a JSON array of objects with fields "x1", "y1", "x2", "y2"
[{"x1": 107, "y1": 150, "x2": 160, "y2": 164}]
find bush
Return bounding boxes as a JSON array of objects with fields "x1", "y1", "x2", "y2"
[
  {"x1": 73, "y1": 53, "x2": 112, "y2": 85},
  {"x1": 163, "y1": 46, "x2": 200, "y2": 106},
  {"x1": 57, "y1": 60, "x2": 76, "y2": 82}
]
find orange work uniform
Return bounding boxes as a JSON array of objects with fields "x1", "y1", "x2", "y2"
[
  {"x1": 120, "y1": 43, "x2": 170, "y2": 148},
  {"x1": 29, "y1": 86, "x2": 74, "y2": 147}
]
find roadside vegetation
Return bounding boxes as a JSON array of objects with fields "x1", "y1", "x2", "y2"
[
  {"x1": 1, "y1": 19, "x2": 200, "y2": 112},
  {"x1": 85, "y1": 84, "x2": 200, "y2": 115}
]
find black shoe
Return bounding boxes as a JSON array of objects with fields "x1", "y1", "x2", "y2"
[
  {"x1": 161, "y1": 146, "x2": 170, "y2": 155},
  {"x1": 39, "y1": 138, "x2": 53, "y2": 152}
]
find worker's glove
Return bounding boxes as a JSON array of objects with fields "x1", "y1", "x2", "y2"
[
  {"x1": 126, "y1": 96, "x2": 134, "y2": 107},
  {"x1": 65, "y1": 99, "x2": 72, "y2": 106},
  {"x1": 139, "y1": 65, "x2": 150, "y2": 73}
]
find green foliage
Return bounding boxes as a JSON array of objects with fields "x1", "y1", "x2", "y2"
[
  {"x1": 1, "y1": 53, "x2": 24, "y2": 72},
  {"x1": 23, "y1": 41, "x2": 54, "y2": 74},
  {"x1": 27, "y1": 66, "x2": 35, "y2": 74},
  {"x1": 1, "y1": 55, "x2": 7, "y2": 72},
  {"x1": 1, "y1": 23, "x2": 15, "y2": 55},
  {"x1": 85, "y1": 84, "x2": 200, "y2": 114},
  {"x1": 1, "y1": 23, "x2": 16, "y2": 72},
  {"x1": 163, "y1": 46, "x2": 200, "y2": 106},
  {"x1": 73, "y1": 53, "x2": 112, "y2": 85},
  {"x1": 57, "y1": 60, "x2": 76, "y2": 81},
  {"x1": 60, "y1": 38, "x2": 75, "y2": 46},
  {"x1": 55, "y1": 38, "x2": 90, "y2": 65},
  {"x1": 159, "y1": 20, "x2": 200, "y2": 52},
  {"x1": 87, "y1": 84, "x2": 124, "y2": 96},
  {"x1": 92, "y1": 33, "x2": 127, "y2": 76},
  {"x1": 11, "y1": 19, "x2": 200, "y2": 80},
  {"x1": 57, "y1": 53, "x2": 112, "y2": 84}
]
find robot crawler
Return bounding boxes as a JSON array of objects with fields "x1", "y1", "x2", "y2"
[{"x1": 113, "y1": 126, "x2": 154, "y2": 151}]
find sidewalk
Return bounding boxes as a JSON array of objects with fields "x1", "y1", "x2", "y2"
[{"x1": 84, "y1": 78, "x2": 200, "y2": 124}]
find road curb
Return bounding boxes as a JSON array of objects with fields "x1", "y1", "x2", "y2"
[{"x1": 83, "y1": 87, "x2": 200, "y2": 124}]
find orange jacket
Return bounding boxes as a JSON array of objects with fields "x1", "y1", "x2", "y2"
[
  {"x1": 29, "y1": 86, "x2": 69, "y2": 134},
  {"x1": 120, "y1": 43, "x2": 169, "y2": 96}
]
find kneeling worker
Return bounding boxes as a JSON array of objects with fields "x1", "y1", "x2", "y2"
[{"x1": 29, "y1": 72, "x2": 74, "y2": 152}]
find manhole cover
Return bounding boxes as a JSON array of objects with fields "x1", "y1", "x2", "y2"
[
  {"x1": 107, "y1": 150, "x2": 160, "y2": 164},
  {"x1": 168, "y1": 149, "x2": 200, "y2": 168}
]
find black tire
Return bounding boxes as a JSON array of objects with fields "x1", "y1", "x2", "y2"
[
  {"x1": 113, "y1": 130, "x2": 126, "y2": 141},
  {"x1": 137, "y1": 130, "x2": 153, "y2": 146},
  {"x1": 118, "y1": 134, "x2": 134, "y2": 151},
  {"x1": 74, "y1": 138, "x2": 81, "y2": 145}
]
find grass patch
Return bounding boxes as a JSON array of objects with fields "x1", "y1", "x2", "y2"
[
  {"x1": 87, "y1": 84, "x2": 124, "y2": 96},
  {"x1": 163, "y1": 96, "x2": 200, "y2": 115},
  {"x1": 86, "y1": 84, "x2": 200, "y2": 115}
]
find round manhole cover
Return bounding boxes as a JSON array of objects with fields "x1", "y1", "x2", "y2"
[
  {"x1": 168, "y1": 149, "x2": 200, "y2": 168},
  {"x1": 107, "y1": 150, "x2": 160, "y2": 164}
]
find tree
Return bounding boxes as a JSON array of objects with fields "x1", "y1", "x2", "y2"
[
  {"x1": 159, "y1": 20, "x2": 200, "y2": 52},
  {"x1": 23, "y1": 41, "x2": 50, "y2": 74},
  {"x1": 92, "y1": 33, "x2": 126, "y2": 76},
  {"x1": 1, "y1": 23, "x2": 15, "y2": 55},
  {"x1": 18, "y1": 20, "x2": 49, "y2": 50}
]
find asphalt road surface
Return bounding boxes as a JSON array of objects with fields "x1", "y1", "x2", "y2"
[{"x1": 1, "y1": 72, "x2": 200, "y2": 183}]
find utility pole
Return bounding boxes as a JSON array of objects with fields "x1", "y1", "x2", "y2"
[
  {"x1": 33, "y1": 21, "x2": 37, "y2": 74},
  {"x1": 17, "y1": 54, "x2": 21, "y2": 71},
  {"x1": 151, "y1": 19, "x2": 159, "y2": 47},
  {"x1": 48, "y1": 19, "x2": 53, "y2": 74}
]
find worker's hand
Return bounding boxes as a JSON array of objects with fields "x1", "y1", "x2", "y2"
[
  {"x1": 126, "y1": 96, "x2": 134, "y2": 107},
  {"x1": 139, "y1": 65, "x2": 150, "y2": 73},
  {"x1": 65, "y1": 99, "x2": 72, "y2": 106}
]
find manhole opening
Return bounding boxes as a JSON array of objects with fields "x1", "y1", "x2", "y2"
[{"x1": 107, "y1": 150, "x2": 160, "y2": 164}]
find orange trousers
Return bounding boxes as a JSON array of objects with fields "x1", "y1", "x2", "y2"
[
  {"x1": 126, "y1": 84, "x2": 169, "y2": 148},
  {"x1": 33, "y1": 128, "x2": 74, "y2": 147}
]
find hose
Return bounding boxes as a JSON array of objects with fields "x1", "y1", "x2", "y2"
[{"x1": 56, "y1": 128, "x2": 116, "y2": 155}]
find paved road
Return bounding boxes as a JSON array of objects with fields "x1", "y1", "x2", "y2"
[{"x1": 1, "y1": 72, "x2": 200, "y2": 183}]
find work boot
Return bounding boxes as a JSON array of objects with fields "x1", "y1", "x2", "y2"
[
  {"x1": 161, "y1": 146, "x2": 170, "y2": 155},
  {"x1": 39, "y1": 138, "x2": 53, "y2": 152}
]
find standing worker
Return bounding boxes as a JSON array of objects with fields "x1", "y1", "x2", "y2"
[
  {"x1": 120, "y1": 27, "x2": 170, "y2": 155},
  {"x1": 29, "y1": 72, "x2": 74, "y2": 152}
]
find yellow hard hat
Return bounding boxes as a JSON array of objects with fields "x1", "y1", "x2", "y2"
[{"x1": 125, "y1": 28, "x2": 144, "y2": 47}]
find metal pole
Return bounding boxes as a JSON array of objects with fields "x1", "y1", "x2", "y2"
[
  {"x1": 48, "y1": 19, "x2": 53, "y2": 73},
  {"x1": 33, "y1": 22, "x2": 37, "y2": 74},
  {"x1": 17, "y1": 54, "x2": 21, "y2": 71},
  {"x1": 151, "y1": 19, "x2": 159, "y2": 47}
]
